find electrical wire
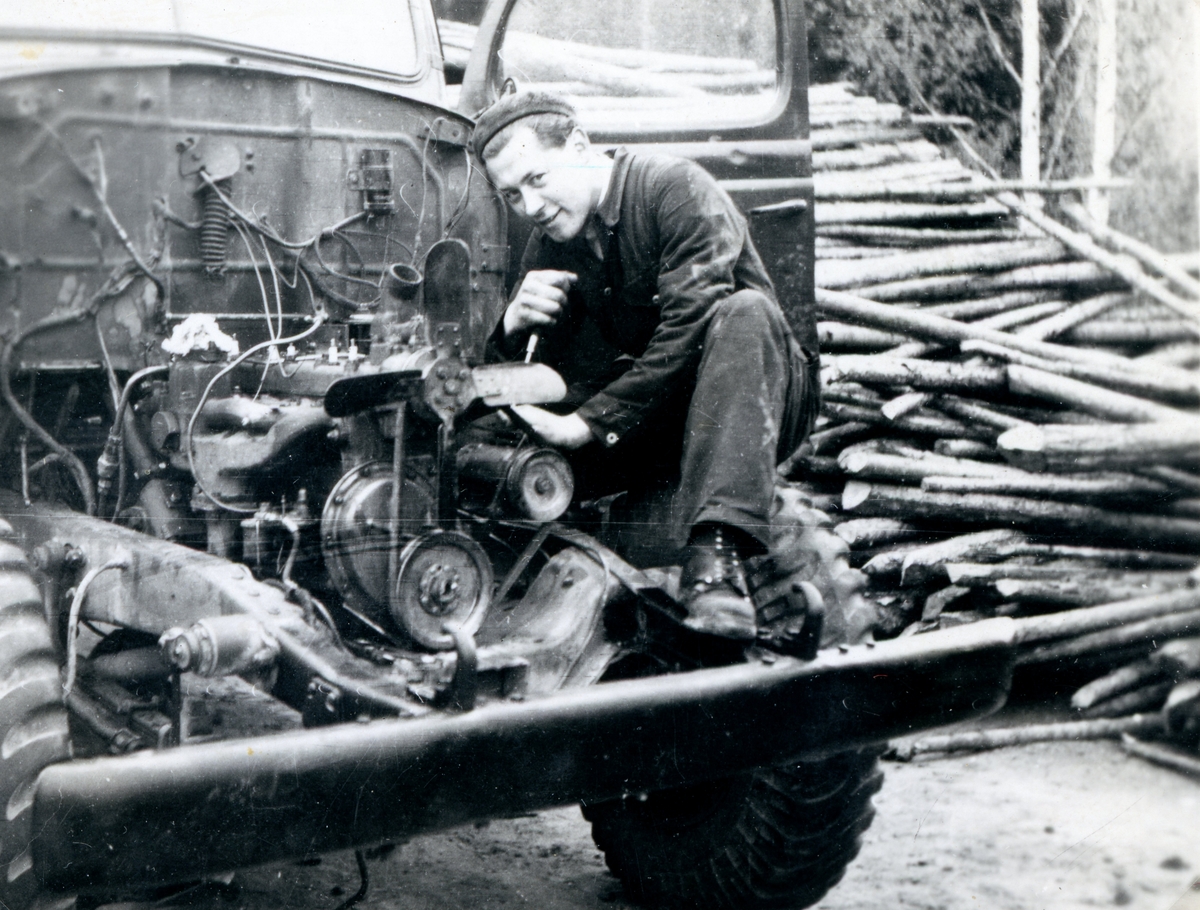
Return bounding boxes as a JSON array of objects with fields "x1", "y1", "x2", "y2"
[
  {"x1": 1, "y1": 311, "x2": 98, "y2": 514},
  {"x1": 332, "y1": 230, "x2": 367, "y2": 278},
  {"x1": 260, "y1": 234, "x2": 285, "y2": 341},
  {"x1": 62, "y1": 556, "x2": 131, "y2": 697},
  {"x1": 34, "y1": 119, "x2": 163, "y2": 296},
  {"x1": 94, "y1": 310, "x2": 123, "y2": 414},
  {"x1": 443, "y1": 145, "x2": 473, "y2": 238},
  {"x1": 297, "y1": 259, "x2": 368, "y2": 314},
  {"x1": 312, "y1": 234, "x2": 381, "y2": 290},
  {"x1": 331, "y1": 851, "x2": 369, "y2": 910},
  {"x1": 231, "y1": 218, "x2": 277, "y2": 342},
  {"x1": 198, "y1": 172, "x2": 366, "y2": 251}
]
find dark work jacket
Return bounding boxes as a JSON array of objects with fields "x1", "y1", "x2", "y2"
[{"x1": 494, "y1": 147, "x2": 783, "y2": 448}]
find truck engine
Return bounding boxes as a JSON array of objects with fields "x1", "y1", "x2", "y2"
[{"x1": 0, "y1": 50, "x2": 581, "y2": 657}]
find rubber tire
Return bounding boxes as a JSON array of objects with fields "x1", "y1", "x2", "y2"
[
  {"x1": 584, "y1": 748, "x2": 883, "y2": 910},
  {"x1": 0, "y1": 540, "x2": 73, "y2": 910}
]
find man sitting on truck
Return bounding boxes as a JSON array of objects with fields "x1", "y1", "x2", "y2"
[{"x1": 473, "y1": 89, "x2": 816, "y2": 641}]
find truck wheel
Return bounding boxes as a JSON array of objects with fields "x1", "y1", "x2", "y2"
[
  {"x1": 0, "y1": 541, "x2": 73, "y2": 910},
  {"x1": 584, "y1": 748, "x2": 883, "y2": 910}
]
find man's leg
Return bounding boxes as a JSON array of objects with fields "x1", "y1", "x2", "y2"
[
  {"x1": 675, "y1": 289, "x2": 815, "y2": 638},
  {"x1": 678, "y1": 289, "x2": 813, "y2": 550}
]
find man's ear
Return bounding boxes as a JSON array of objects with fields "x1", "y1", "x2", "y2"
[{"x1": 568, "y1": 127, "x2": 590, "y2": 155}]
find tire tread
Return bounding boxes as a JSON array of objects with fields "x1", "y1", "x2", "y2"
[
  {"x1": 588, "y1": 748, "x2": 884, "y2": 910},
  {"x1": 0, "y1": 548, "x2": 71, "y2": 910}
]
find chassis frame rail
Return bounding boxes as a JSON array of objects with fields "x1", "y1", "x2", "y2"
[{"x1": 34, "y1": 618, "x2": 1015, "y2": 894}]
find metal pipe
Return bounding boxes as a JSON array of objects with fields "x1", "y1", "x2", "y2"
[{"x1": 34, "y1": 618, "x2": 1016, "y2": 895}]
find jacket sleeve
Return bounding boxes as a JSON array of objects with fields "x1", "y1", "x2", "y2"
[{"x1": 576, "y1": 159, "x2": 749, "y2": 447}]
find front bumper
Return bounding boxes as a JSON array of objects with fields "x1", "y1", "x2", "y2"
[{"x1": 34, "y1": 617, "x2": 1016, "y2": 894}]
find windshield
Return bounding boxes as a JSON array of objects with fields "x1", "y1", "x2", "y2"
[
  {"x1": 8, "y1": 0, "x2": 420, "y2": 76},
  {"x1": 471, "y1": 0, "x2": 779, "y2": 132}
]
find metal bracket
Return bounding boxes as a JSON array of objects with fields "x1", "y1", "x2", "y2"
[
  {"x1": 476, "y1": 242, "x2": 509, "y2": 274},
  {"x1": 416, "y1": 119, "x2": 469, "y2": 147},
  {"x1": 303, "y1": 677, "x2": 346, "y2": 726},
  {"x1": 441, "y1": 624, "x2": 478, "y2": 712}
]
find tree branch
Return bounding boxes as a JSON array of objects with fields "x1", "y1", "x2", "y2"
[
  {"x1": 977, "y1": 1, "x2": 1023, "y2": 88},
  {"x1": 1042, "y1": 67, "x2": 1089, "y2": 178},
  {"x1": 1044, "y1": 0, "x2": 1092, "y2": 89}
]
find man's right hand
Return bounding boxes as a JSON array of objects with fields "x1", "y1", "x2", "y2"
[{"x1": 503, "y1": 270, "x2": 577, "y2": 337}]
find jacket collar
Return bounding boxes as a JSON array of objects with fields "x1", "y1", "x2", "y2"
[{"x1": 597, "y1": 147, "x2": 631, "y2": 229}]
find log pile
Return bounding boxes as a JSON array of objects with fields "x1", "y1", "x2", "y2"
[{"x1": 798, "y1": 83, "x2": 1200, "y2": 742}]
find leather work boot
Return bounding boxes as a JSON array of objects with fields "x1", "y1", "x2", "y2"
[{"x1": 678, "y1": 525, "x2": 758, "y2": 640}]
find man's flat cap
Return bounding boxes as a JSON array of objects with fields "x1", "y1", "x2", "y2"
[{"x1": 471, "y1": 90, "x2": 576, "y2": 160}]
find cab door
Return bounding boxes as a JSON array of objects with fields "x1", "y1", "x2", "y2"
[{"x1": 454, "y1": 0, "x2": 816, "y2": 354}]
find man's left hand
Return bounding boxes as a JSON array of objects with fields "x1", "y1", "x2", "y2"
[{"x1": 510, "y1": 406, "x2": 593, "y2": 449}]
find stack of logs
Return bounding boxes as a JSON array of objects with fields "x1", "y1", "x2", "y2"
[{"x1": 798, "y1": 83, "x2": 1200, "y2": 759}]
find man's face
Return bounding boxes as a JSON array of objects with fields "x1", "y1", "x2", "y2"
[{"x1": 484, "y1": 124, "x2": 596, "y2": 243}]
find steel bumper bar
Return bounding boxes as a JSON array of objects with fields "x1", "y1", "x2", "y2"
[{"x1": 34, "y1": 617, "x2": 1016, "y2": 894}]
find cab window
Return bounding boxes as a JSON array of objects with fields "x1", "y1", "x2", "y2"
[{"x1": 498, "y1": 0, "x2": 778, "y2": 132}]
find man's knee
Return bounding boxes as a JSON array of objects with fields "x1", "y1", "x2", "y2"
[
  {"x1": 710, "y1": 289, "x2": 777, "y2": 332},
  {"x1": 706, "y1": 290, "x2": 791, "y2": 356}
]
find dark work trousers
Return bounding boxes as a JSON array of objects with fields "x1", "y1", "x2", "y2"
[{"x1": 567, "y1": 289, "x2": 816, "y2": 564}]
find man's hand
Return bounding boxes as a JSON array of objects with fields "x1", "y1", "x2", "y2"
[
  {"x1": 510, "y1": 405, "x2": 593, "y2": 449},
  {"x1": 503, "y1": 270, "x2": 577, "y2": 337}
]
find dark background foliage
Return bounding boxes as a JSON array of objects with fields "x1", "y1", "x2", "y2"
[{"x1": 805, "y1": 0, "x2": 1198, "y2": 252}]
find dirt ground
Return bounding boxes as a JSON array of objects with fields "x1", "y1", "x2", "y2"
[{"x1": 164, "y1": 721, "x2": 1200, "y2": 910}]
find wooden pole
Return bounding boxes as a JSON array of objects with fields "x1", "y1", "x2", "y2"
[
  {"x1": 1088, "y1": 0, "x2": 1119, "y2": 224},
  {"x1": 962, "y1": 339, "x2": 1200, "y2": 405},
  {"x1": 832, "y1": 518, "x2": 924, "y2": 549},
  {"x1": 817, "y1": 288, "x2": 1200, "y2": 399},
  {"x1": 816, "y1": 289, "x2": 1200, "y2": 405},
  {"x1": 997, "y1": 420, "x2": 1200, "y2": 471},
  {"x1": 821, "y1": 356, "x2": 1008, "y2": 392},
  {"x1": 1072, "y1": 659, "x2": 1160, "y2": 710},
  {"x1": 992, "y1": 573, "x2": 1192, "y2": 607},
  {"x1": 1120, "y1": 734, "x2": 1200, "y2": 779},
  {"x1": 838, "y1": 448, "x2": 1024, "y2": 483},
  {"x1": 1014, "y1": 587, "x2": 1200, "y2": 644},
  {"x1": 1021, "y1": 0, "x2": 1042, "y2": 206},
  {"x1": 888, "y1": 714, "x2": 1163, "y2": 760},
  {"x1": 814, "y1": 177, "x2": 1132, "y2": 201},
  {"x1": 814, "y1": 239, "x2": 1065, "y2": 290},
  {"x1": 823, "y1": 402, "x2": 994, "y2": 441},
  {"x1": 1016, "y1": 291, "x2": 1134, "y2": 340},
  {"x1": 1005, "y1": 364, "x2": 1190, "y2": 423},
  {"x1": 1060, "y1": 200, "x2": 1200, "y2": 299},
  {"x1": 991, "y1": 192, "x2": 1200, "y2": 322},
  {"x1": 841, "y1": 481, "x2": 1200, "y2": 550},
  {"x1": 1079, "y1": 681, "x2": 1173, "y2": 718},
  {"x1": 1018, "y1": 608, "x2": 1200, "y2": 664},
  {"x1": 922, "y1": 472, "x2": 1175, "y2": 501}
]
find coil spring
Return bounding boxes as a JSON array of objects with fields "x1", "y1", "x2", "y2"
[{"x1": 200, "y1": 180, "x2": 232, "y2": 276}]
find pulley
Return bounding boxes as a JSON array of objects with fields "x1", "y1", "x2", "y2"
[
  {"x1": 390, "y1": 531, "x2": 492, "y2": 650},
  {"x1": 320, "y1": 461, "x2": 435, "y2": 620}
]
